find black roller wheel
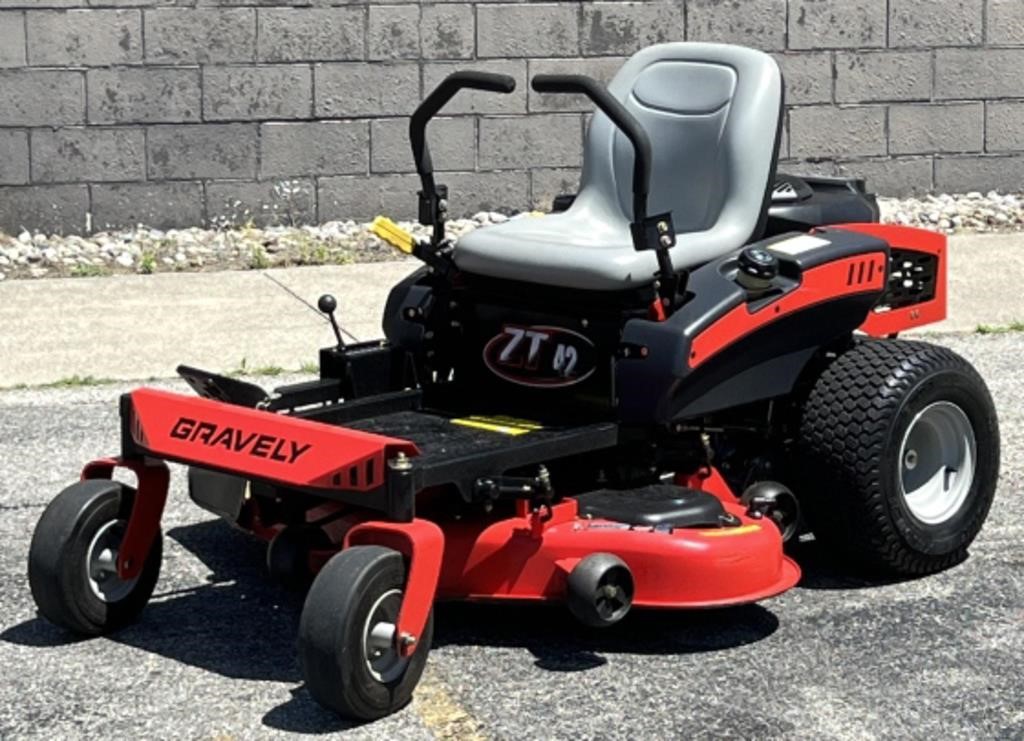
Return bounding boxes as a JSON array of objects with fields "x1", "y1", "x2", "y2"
[
  {"x1": 28, "y1": 479, "x2": 163, "y2": 635},
  {"x1": 266, "y1": 525, "x2": 332, "y2": 589},
  {"x1": 298, "y1": 546, "x2": 433, "y2": 720},
  {"x1": 566, "y1": 553, "x2": 634, "y2": 628},
  {"x1": 797, "y1": 340, "x2": 999, "y2": 576}
]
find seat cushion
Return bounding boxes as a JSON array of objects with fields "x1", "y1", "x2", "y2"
[
  {"x1": 453, "y1": 42, "x2": 782, "y2": 291},
  {"x1": 454, "y1": 191, "x2": 750, "y2": 290}
]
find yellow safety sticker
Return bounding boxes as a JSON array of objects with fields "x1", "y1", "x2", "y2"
[
  {"x1": 451, "y1": 415, "x2": 544, "y2": 436},
  {"x1": 371, "y1": 215, "x2": 416, "y2": 255},
  {"x1": 700, "y1": 524, "x2": 763, "y2": 537}
]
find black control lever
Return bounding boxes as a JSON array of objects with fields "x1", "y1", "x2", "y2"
[
  {"x1": 410, "y1": 71, "x2": 517, "y2": 246},
  {"x1": 531, "y1": 74, "x2": 680, "y2": 302},
  {"x1": 318, "y1": 294, "x2": 345, "y2": 349}
]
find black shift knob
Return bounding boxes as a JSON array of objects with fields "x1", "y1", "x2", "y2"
[{"x1": 318, "y1": 294, "x2": 338, "y2": 314}]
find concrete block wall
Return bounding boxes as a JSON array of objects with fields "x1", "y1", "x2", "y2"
[{"x1": 1, "y1": 0, "x2": 1023, "y2": 233}]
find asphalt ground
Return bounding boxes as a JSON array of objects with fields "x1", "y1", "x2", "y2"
[{"x1": 0, "y1": 331, "x2": 1021, "y2": 739}]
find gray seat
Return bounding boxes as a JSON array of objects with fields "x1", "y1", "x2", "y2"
[{"x1": 453, "y1": 43, "x2": 783, "y2": 291}]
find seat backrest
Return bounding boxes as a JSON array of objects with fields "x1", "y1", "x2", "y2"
[{"x1": 579, "y1": 43, "x2": 783, "y2": 243}]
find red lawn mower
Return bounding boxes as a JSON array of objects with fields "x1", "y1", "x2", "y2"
[{"x1": 28, "y1": 43, "x2": 1000, "y2": 720}]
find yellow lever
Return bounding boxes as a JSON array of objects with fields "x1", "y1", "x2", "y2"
[{"x1": 370, "y1": 216, "x2": 416, "y2": 255}]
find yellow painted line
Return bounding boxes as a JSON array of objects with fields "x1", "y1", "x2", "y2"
[
  {"x1": 700, "y1": 524, "x2": 763, "y2": 538},
  {"x1": 451, "y1": 415, "x2": 543, "y2": 436},
  {"x1": 413, "y1": 665, "x2": 488, "y2": 741}
]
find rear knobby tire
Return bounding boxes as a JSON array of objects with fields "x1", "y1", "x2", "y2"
[
  {"x1": 797, "y1": 340, "x2": 999, "y2": 576},
  {"x1": 298, "y1": 546, "x2": 433, "y2": 720},
  {"x1": 28, "y1": 479, "x2": 163, "y2": 635}
]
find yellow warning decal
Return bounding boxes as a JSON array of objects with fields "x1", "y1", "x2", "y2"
[
  {"x1": 451, "y1": 415, "x2": 544, "y2": 436},
  {"x1": 371, "y1": 216, "x2": 416, "y2": 255},
  {"x1": 700, "y1": 524, "x2": 763, "y2": 538}
]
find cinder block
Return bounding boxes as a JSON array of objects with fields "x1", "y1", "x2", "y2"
[
  {"x1": 90, "y1": 182, "x2": 204, "y2": 231},
  {"x1": 0, "y1": 0, "x2": 81, "y2": 7},
  {"x1": 87, "y1": 68, "x2": 200, "y2": 124},
  {"x1": 369, "y1": 4, "x2": 419, "y2": 60},
  {"x1": 531, "y1": 167, "x2": 580, "y2": 210},
  {"x1": 258, "y1": 8, "x2": 364, "y2": 63},
  {"x1": 789, "y1": 106, "x2": 886, "y2": 159},
  {"x1": 260, "y1": 121, "x2": 369, "y2": 178},
  {"x1": 789, "y1": 0, "x2": 887, "y2": 50},
  {"x1": 935, "y1": 155, "x2": 1024, "y2": 193},
  {"x1": 0, "y1": 12, "x2": 26, "y2": 67},
  {"x1": 836, "y1": 157, "x2": 933, "y2": 196},
  {"x1": 527, "y1": 57, "x2": 626, "y2": 112},
  {"x1": 147, "y1": 124, "x2": 257, "y2": 180},
  {"x1": 580, "y1": 2, "x2": 685, "y2": 57},
  {"x1": 421, "y1": 4, "x2": 474, "y2": 60},
  {"x1": 445, "y1": 170, "x2": 531, "y2": 215},
  {"x1": 835, "y1": 51, "x2": 931, "y2": 102},
  {"x1": 371, "y1": 116, "x2": 473, "y2": 173},
  {"x1": 478, "y1": 4, "x2": 579, "y2": 58},
  {"x1": 31, "y1": 127, "x2": 146, "y2": 183},
  {"x1": 0, "y1": 70, "x2": 84, "y2": 126},
  {"x1": 315, "y1": 63, "x2": 419, "y2": 117},
  {"x1": 0, "y1": 130, "x2": 29, "y2": 185},
  {"x1": 688, "y1": 0, "x2": 786, "y2": 50},
  {"x1": 0, "y1": 184, "x2": 89, "y2": 234},
  {"x1": 889, "y1": 103, "x2": 983, "y2": 155},
  {"x1": 203, "y1": 65, "x2": 312, "y2": 121},
  {"x1": 206, "y1": 178, "x2": 316, "y2": 228},
  {"x1": 479, "y1": 114, "x2": 583, "y2": 169},
  {"x1": 985, "y1": 101, "x2": 1024, "y2": 153},
  {"x1": 988, "y1": 0, "x2": 1024, "y2": 45},
  {"x1": 773, "y1": 52, "x2": 832, "y2": 105},
  {"x1": 423, "y1": 60, "x2": 527, "y2": 115},
  {"x1": 144, "y1": 8, "x2": 254, "y2": 64},
  {"x1": 889, "y1": 0, "x2": 982, "y2": 47},
  {"x1": 27, "y1": 9, "x2": 141, "y2": 65},
  {"x1": 936, "y1": 48, "x2": 1024, "y2": 99},
  {"x1": 318, "y1": 173, "x2": 419, "y2": 221}
]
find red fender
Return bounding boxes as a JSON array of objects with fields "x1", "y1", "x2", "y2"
[
  {"x1": 344, "y1": 518, "x2": 444, "y2": 657},
  {"x1": 82, "y1": 457, "x2": 170, "y2": 580}
]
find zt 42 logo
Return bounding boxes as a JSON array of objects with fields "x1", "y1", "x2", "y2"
[{"x1": 483, "y1": 324, "x2": 597, "y2": 388}]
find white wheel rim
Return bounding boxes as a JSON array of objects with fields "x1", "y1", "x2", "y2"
[
  {"x1": 899, "y1": 401, "x2": 977, "y2": 525},
  {"x1": 86, "y1": 520, "x2": 139, "y2": 603},
  {"x1": 362, "y1": 588, "x2": 408, "y2": 683}
]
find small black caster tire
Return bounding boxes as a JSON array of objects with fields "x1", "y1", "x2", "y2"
[
  {"x1": 797, "y1": 340, "x2": 1000, "y2": 576},
  {"x1": 266, "y1": 526, "x2": 332, "y2": 588},
  {"x1": 298, "y1": 546, "x2": 433, "y2": 720},
  {"x1": 28, "y1": 479, "x2": 163, "y2": 636},
  {"x1": 566, "y1": 553, "x2": 635, "y2": 628}
]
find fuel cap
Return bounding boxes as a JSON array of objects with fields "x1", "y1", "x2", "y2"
[{"x1": 737, "y1": 246, "x2": 779, "y2": 291}]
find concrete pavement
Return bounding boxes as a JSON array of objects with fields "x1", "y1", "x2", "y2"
[{"x1": 0, "y1": 233, "x2": 1021, "y2": 387}]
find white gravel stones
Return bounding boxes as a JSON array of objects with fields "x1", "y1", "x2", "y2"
[{"x1": 1, "y1": 192, "x2": 1022, "y2": 282}]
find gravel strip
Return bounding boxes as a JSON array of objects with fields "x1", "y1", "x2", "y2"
[{"x1": 1, "y1": 192, "x2": 1022, "y2": 282}]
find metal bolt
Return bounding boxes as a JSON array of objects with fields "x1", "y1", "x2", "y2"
[
  {"x1": 657, "y1": 221, "x2": 669, "y2": 234},
  {"x1": 660, "y1": 235, "x2": 673, "y2": 248},
  {"x1": 581, "y1": 318, "x2": 589, "y2": 328},
  {"x1": 390, "y1": 452, "x2": 413, "y2": 471},
  {"x1": 400, "y1": 633, "x2": 417, "y2": 648}
]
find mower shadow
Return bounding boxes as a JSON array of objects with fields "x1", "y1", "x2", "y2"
[
  {"x1": 788, "y1": 539, "x2": 920, "y2": 591},
  {"x1": 431, "y1": 600, "x2": 779, "y2": 672}
]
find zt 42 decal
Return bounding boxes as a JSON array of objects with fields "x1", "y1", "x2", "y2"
[{"x1": 483, "y1": 324, "x2": 597, "y2": 388}]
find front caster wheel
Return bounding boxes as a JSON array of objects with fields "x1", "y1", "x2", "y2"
[
  {"x1": 797, "y1": 340, "x2": 1000, "y2": 576},
  {"x1": 28, "y1": 479, "x2": 163, "y2": 636},
  {"x1": 298, "y1": 546, "x2": 433, "y2": 720}
]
